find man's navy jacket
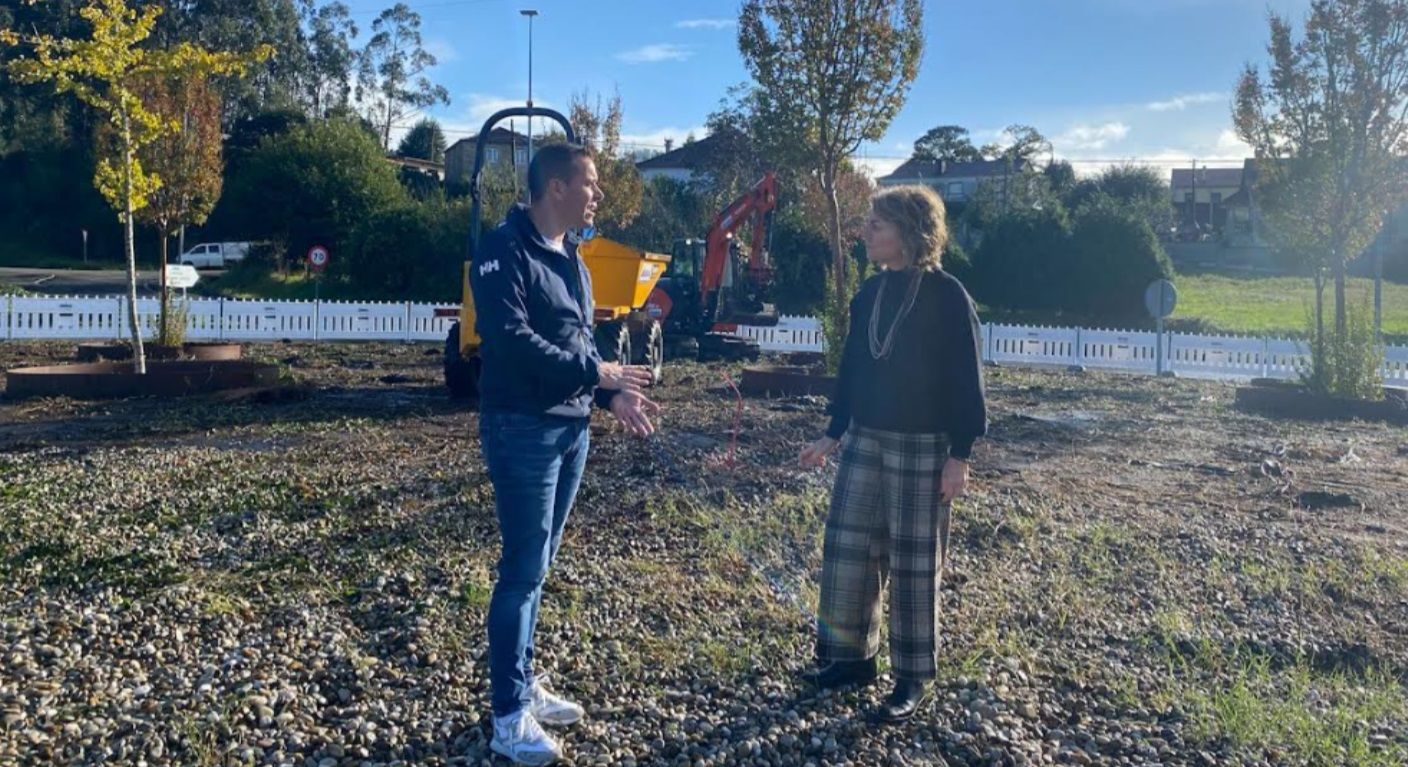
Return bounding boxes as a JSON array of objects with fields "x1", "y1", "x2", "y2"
[{"x1": 470, "y1": 204, "x2": 615, "y2": 418}]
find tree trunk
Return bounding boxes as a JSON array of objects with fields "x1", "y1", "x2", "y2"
[
  {"x1": 122, "y1": 110, "x2": 147, "y2": 375},
  {"x1": 159, "y1": 230, "x2": 169, "y2": 344},
  {"x1": 1314, "y1": 267, "x2": 1326, "y2": 388},
  {"x1": 822, "y1": 161, "x2": 845, "y2": 301},
  {"x1": 1332, "y1": 247, "x2": 1347, "y2": 340}
]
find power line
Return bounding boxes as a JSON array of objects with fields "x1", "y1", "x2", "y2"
[{"x1": 382, "y1": 119, "x2": 1252, "y2": 165}]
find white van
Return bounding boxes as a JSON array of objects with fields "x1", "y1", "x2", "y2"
[{"x1": 177, "y1": 242, "x2": 250, "y2": 268}]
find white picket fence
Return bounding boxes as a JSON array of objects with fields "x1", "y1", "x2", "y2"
[
  {"x1": 737, "y1": 314, "x2": 1408, "y2": 387},
  {"x1": 1, "y1": 295, "x2": 459, "y2": 343},
  {"x1": 3, "y1": 296, "x2": 1406, "y2": 387}
]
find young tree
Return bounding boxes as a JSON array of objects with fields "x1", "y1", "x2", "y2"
[
  {"x1": 397, "y1": 116, "x2": 445, "y2": 162},
  {"x1": 1234, "y1": 0, "x2": 1408, "y2": 392},
  {"x1": 913, "y1": 124, "x2": 982, "y2": 162},
  {"x1": 132, "y1": 70, "x2": 223, "y2": 344},
  {"x1": 738, "y1": 0, "x2": 924, "y2": 304},
  {"x1": 570, "y1": 89, "x2": 644, "y2": 233},
  {"x1": 300, "y1": 0, "x2": 358, "y2": 117},
  {"x1": 358, "y1": 3, "x2": 449, "y2": 150},
  {"x1": 2, "y1": 0, "x2": 267, "y2": 373}
]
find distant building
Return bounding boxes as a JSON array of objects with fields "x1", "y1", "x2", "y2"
[
  {"x1": 634, "y1": 135, "x2": 723, "y2": 183},
  {"x1": 1170, "y1": 166, "x2": 1244, "y2": 234},
  {"x1": 877, "y1": 157, "x2": 1034, "y2": 208},
  {"x1": 444, "y1": 127, "x2": 530, "y2": 190}
]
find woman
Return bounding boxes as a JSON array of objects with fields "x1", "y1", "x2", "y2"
[{"x1": 799, "y1": 184, "x2": 987, "y2": 723}]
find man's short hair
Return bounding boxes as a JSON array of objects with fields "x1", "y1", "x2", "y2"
[{"x1": 528, "y1": 142, "x2": 592, "y2": 199}]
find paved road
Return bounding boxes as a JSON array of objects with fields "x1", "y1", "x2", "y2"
[{"x1": 0, "y1": 267, "x2": 221, "y2": 296}]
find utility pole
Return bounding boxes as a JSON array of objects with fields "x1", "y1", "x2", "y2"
[
  {"x1": 1190, "y1": 159, "x2": 1197, "y2": 231},
  {"x1": 521, "y1": 9, "x2": 538, "y2": 203}
]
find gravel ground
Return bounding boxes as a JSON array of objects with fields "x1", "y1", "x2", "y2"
[{"x1": 1, "y1": 340, "x2": 1406, "y2": 767}]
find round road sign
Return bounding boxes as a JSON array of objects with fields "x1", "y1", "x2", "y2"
[
  {"x1": 307, "y1": 245, "x2": 330, "y2": 272},
  {"x1": 1144, "y1": 279, "x2": 1177, "y2": 319}
]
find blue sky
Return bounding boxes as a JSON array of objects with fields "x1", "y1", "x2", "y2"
[{"x1": 344, "y1": 0, "x2": 1313, "y2": 176}]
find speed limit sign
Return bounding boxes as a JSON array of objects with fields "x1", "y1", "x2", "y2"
[{"x1": 307, "y1": 244, "x2": 330, "y2": 272}]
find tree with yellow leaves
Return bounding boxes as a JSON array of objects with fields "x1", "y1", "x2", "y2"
[{"x1": 1, "y1": 0, "x2": 269, "y2": 372}]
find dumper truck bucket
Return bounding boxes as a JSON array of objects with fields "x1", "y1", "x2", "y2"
[{"x1": 578, "y1": 236, "x2": 672, "y2": 316}]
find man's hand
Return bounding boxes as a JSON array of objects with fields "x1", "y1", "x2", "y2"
[
  {"x1": 609, "y1": 389, "x2": 660, "y2": 437},
  {"x1": 598, "y1": 362, "x2": 653, "y2": 393},
  {"x1": 799, "y1": 436, "x2": 839, "y2": 467},
  {"x1": 940, "y1": 457, "x2": 970, "y2": 504}
]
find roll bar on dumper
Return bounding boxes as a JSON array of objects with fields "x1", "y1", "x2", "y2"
[{"x1": 438, "y1": 107, "x2": 672, "y2": 399}]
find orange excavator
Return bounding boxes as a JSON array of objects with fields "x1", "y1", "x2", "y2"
[{"x1": 646, "y1": 172, "x2": 780, "y2": 361}]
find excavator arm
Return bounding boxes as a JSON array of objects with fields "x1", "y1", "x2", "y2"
[{"x1": 699, "y1": 171, "x2": 778, "y2": 296}]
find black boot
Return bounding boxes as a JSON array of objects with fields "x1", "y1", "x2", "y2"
[
  {"x1": 799, "y1": 656, "x2": 879, "y2": 689},
  {"x1": 873, "y1": 677, "x2": 929, "y2": 723}
]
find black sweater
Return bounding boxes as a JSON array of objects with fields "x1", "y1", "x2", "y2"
[{"x1": 825, "y1": 269, "x2": 988, "y2": 459}]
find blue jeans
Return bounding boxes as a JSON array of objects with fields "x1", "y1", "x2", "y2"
[{"x1": 479, "y1": 410, "x2": 590, "y2": 718}]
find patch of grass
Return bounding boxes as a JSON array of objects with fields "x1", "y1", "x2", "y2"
[
  {"x1": 205, "y1": 263, "x2": 389, "y2": 302},
  {"x1": 1184, "y1": 653, "x2": 1408, "y2": 766},
  {"x1": 1173, "y1": 272, "x2": 1408, "y2": 340},
  {"x1": 457, "y1": 573, "x2": 492, "y2": 611},
  {"x1": 0, "y1": 240, "x2": 118, "y2": 271},
  {"x1": 972, "y1": 270, "x2": 1408, "y2": 341}
]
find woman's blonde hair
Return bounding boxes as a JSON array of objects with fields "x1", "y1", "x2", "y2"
[{"x1": 870, "y1": 184, "x2": 949, "y2": 271}]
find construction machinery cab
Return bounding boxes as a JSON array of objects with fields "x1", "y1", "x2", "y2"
[{"x1": 643, "y1": 174, "x2": 782, "y2": 361}]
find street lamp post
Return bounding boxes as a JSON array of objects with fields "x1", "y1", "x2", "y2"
[{"x1": 520, "y1": 9, "x2": 538, "y2": 202}]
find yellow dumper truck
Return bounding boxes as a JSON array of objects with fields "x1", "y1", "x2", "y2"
[{"x1": 441, "y1": 107, "x2": 670, "y2": 399}]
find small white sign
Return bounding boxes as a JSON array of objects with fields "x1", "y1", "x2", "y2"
[{"x1": 165, "y1": 264, "x2": 200, "y2": 289}]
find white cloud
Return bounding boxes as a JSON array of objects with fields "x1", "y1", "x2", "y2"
[
  {"x1": 619, "y1": 125, "x2": 709, "y2": 154},
  {"x1": 1055, "y1": 122, "x2": 1130, "y2": 152},
  {"x1": 1146, "y1": 92, "x2": 1226, "y2": 112},
  {"x1": 676, "y1": 18, "x2": 735, "y2": 30},
  {"x1": 1215, "y1": 128, "x2": 1251, "y2": 156},
  {"x1": 425, "y1": 94, "x2": 557, "y2": 144},
  {"x1": 616, "y1": 44, "x2": 693, "y2": 64},
  {"x1": 424, "y1": 38, "x2": 459, "y2": 65},
  {"x1": 1055, "y1": 147, "x2": 1244, "y2": 179},
  {"x1": 854, "y1": 156, "x2": 906, "y2": 180}
]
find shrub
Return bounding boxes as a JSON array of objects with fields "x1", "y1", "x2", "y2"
[
  {"x1": 1065, "y1": 196, "x2": 1174, "y2": 319},
  {"x1": 968, "y1": 205, "x2": 1072, "y2": 312}
]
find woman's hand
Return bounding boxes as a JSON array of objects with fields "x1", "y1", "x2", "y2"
[
  {"x1": 940, "y1": 457, "x2": 969, "y2": 503},
  {"x1": 799, "y1": 436, "x2": 840, "y2": 467}
]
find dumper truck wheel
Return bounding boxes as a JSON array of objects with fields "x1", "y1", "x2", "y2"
[
  {"x1": 444, "y1": 323, "x2": 480, "y2": 400},
  {"x1": 594, "y1": 320, "x2": 631, "y2": 364},
  {"x1": 633, "y1": 319, "x2": 665, "y2": 386}
]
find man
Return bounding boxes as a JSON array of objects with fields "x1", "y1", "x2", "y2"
[{"x1": 471, "y1": 142, "x2": 659, "y2": 766}]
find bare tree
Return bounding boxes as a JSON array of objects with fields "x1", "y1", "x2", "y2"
[{"x1": 358, "y1": 3, "x2": 448, "y2": 150}]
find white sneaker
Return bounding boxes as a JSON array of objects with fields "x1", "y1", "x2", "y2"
[
  {"x1": 490, "y1": 710, "x2": 562, "y2": 766},
  {"x1": 523, "y1": 674, "x2": 585, "y2": 727}
]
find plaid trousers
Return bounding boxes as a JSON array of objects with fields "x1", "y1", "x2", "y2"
[{"x1": 817, "y1": 425, "x2": 953, "y2": 681}]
